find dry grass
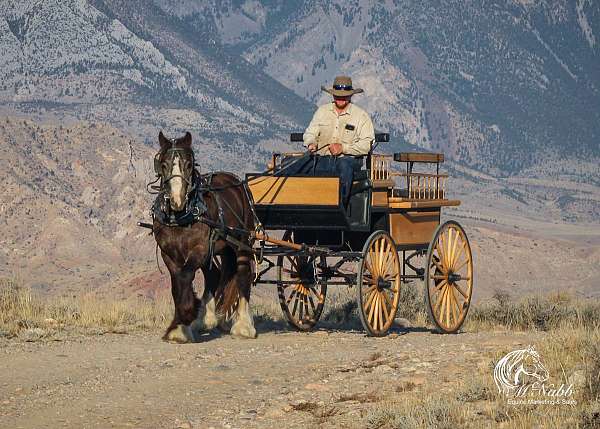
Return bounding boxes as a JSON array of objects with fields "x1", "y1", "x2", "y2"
[
  {"x1": 0, "y1": 278, "x2": 171, "y2": 340},
  {"x1": 466, "y1": 290, "x2": 600, "y2": 331},
  {"x1": 3, "y1": 274, "x2": 600, "y2": 344},
  {"x1": 361, "y1": 326, "x2": 600, "y2": 428}
]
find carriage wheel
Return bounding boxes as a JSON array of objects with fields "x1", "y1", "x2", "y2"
[
  {"x1": 277, "y1": 231, "x2": 327, "y2": 331},
  {"x1": 357, "y1": 230, "x2": 401, "y2": 336},
  {"x1": 425, "y1": 221, "x2": 473, "y2": 333}
]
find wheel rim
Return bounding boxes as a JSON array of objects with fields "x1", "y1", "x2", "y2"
[
  {"x1": 358, "y1": 231, "x2": 401, "y2": 336},
  {"x1": 277, "y1": 231, "x2": 326, "y2": 331},
  {"x1": 426, "y1": 221, "x2": 473, "y2": 333}
]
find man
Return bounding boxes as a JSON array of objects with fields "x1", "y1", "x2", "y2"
[{"x1": 301, "y1": 75, "x2": 375, "y2": 205}]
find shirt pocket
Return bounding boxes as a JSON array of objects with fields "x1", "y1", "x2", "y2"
[{"x1": 341, "y1": 126, "x2": 356, "y2": 145}]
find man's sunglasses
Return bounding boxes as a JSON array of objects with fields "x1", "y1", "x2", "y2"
[{"x1": 333, "y1": 84, "x2": 353, "y2": 90}]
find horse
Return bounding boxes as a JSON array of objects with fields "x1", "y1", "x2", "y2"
[
  {"x1": 493, "y1": 345, "x2": 549, "y2": 396},
  {"x1": 152, "y1": 131, "x2": 256, "y2": 342}
]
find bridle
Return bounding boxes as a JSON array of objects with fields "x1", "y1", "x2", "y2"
[{"x1": 154, "y1": 146, "x2": 196, "y2": 189}]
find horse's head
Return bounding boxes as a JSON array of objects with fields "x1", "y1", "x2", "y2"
[
  {"x1": 156, "y1": 131, "x2": 196, "y2": 212},
  {"x1": 520, "y1": 346, "x2": 549, "y2": 383}
]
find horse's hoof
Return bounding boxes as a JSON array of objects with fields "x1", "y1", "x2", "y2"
[
  {"x1": 164, "y1": 325, "x2": 195, "y2": 343},
  {"x1": 230, "y1": 323, "x2": 257, "y2": 339}
]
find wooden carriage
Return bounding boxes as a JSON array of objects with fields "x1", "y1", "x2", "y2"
[{"x1": 246, "y1": 134, "x2": 473, "y2": 336}]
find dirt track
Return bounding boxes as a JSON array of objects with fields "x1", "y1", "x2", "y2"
[{"x1": 0, "y1": 328, "x2": 544, "y2": 428}]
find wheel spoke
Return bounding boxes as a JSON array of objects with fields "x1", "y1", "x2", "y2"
[
  {"x1": 438, "y1": 234, "x2": 448, "y2": 268},
  {"x1": 285, "y1": 256, "x2": 299, "y2": 272},
  {"x1": 434, "y1": 279, "x2": 447, "y2": 292},
  {"x1": 307, "y1": 293, "x2": 316, "y2": 313},
  {"x1": 453, "y1": 257, "x2": 469, "y2": 274},
  {"x1": 431, "y1": 257, "x2": 446, "y2": 274},
  {"x1": 435, "y1": 284, "x2": 446, "y2": 321},
  {"x1": 302, "y1": 292, "x2": 309, "y2": 321},
  {"x1": 430, "y1": 274, "x2": 446, "y2": 280},
  {"x1": 450, "y1": 228, "x2": 460, "y2": 269},
  {"x1": 369, "y1": 249, "x2": 379, "y2": 277},
  {"x1": 291, "y1": 293, "x2": 300, "y2": 316},
  {"x1": 377, "y1": 238, "x2": 384, "y2": 276},
  {"x1": 362, "y1": 284, "x2": 377, "y2": 297},
  {"x1": 374, "y1": 293, "x2": 381, "y2": 331},
  {"x1": 363, "y1": 289, "x2": 376, "y2": 312},
  {"x1": 380, "y1": 240, "x2": 392, "y2": 276},
  {"x1": 450, "y1": 286, "x2": 461, "y2": 322},
  {"x1": 367, "y1": 293, "x2": 377, "y2": 325},
  {"x1": 454, "y1": 283, "x2": 468, "y2": 299},
  {"x1": 364, "y1": 257, "x2": 375, "y2": 276},
  {"x1": 444, "y1": 284, "x2": 451, "y2": 328},
  {"x1": 286, "y1": 289, "x2": 297, "y2": 305},
  {"x1": 452, "y1": 241, "x2": 467, "y2": 271},
  {"x1": 446, "y1": 228, "x2": 453, "y2": 270},
  {"x1": 381, "y1": 292, "x2": 390, "y2": 323}
]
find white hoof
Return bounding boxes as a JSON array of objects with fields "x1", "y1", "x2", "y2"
[
  {"x1": 230, "y1": 297, "x2": 256, "y2": 339},
  {"x1": 230, "y1": 321, "x2": 257, "y2": 339},
  {"x1": 166, "y1": 325, "x2": 196, "y2": 343},
  {"x1": 191, "y1": 293, "x2": 219, "y2": 335}
]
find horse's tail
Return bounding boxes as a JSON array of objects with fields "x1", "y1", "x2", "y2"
[
  {"x1": 214, "y1": 247, "x2": 242, "y2": 319},
  {"x1": 215, "y1": 275, "x2": 239, "y2": 320}
]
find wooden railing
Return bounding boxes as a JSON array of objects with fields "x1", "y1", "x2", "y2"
[
  {"x1": 370, "y1": 153, "x2": 448, "y2": 200},
  {"x1": 370, "y1": 154, "x2": 392, "y2": 181},
  {"x1": 392, "y1": 173, "x2": 448, "y2": 199}
]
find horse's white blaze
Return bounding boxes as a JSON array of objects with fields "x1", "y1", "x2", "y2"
[
  {"x1": 230, "y1": 297, "x2": 256, "y2": 339},
  {"x1": 169, "y1": 153, "x2": 185, "y2": 210},
  {"x1": 191, "y1": 292, "x2": 218, "y2": 333}
]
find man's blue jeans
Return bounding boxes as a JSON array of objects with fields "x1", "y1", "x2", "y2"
[{"x1": 278, "y1": 155, "x2": 361, "y2": 205}]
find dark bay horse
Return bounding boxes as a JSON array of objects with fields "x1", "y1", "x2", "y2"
[{"x1": 153, "y1": 131, "x2": 256, "y2": 342}]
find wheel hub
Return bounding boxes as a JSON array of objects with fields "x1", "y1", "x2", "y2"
[
  {"x1": 377, "y1": 277, "x2": 390, "y2": 290},
  {"x1": 447, "y1": 272, "x2": 461, "y2": 284}
]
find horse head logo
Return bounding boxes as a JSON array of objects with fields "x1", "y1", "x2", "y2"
[{"x1": 493, "y1": 345, "x2": 550, "y2": 396}]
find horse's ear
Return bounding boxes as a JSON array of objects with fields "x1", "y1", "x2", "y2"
[
  {"x1": 159, "y1": 131, "x2": 169, "y2": 148},
  {"x1": 183, "y1": 132, "x2": 192, "y2": 147}
]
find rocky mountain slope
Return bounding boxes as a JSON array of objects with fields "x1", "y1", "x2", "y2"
[
  {"x1": 157, "y1": 0, "x2": 600, "y2": 176},
  {"x1": 0, "y1": 0, "x2": 313, "y2": 167},
  {"x1": 0, "y1": 1, "x2": 598, "y2": 296}
]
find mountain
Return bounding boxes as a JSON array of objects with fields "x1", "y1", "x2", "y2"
[
  {"x1": 156, "y1": 0, "x2": 600, "y2": 177},
  {"x1": 0, "y1": 1, "x2": 598, "y2": 295},
  {"x1": 0, "y1": 0, "x2": 314, "y2": 172}
]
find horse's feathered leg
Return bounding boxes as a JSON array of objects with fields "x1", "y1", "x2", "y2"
[
  {"x1": 161, "y1": 252, "x2": 199, "y2": 343},
  {"x1": 191, "y1": 264, "x2": 221, "y2": 335}
]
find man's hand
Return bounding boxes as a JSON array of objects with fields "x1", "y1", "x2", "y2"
[
  {"x1": 308, "y1": 143, "x2": 318, "y2": 153},
  {"x1": 329, "y1": 143, "x2": 343, "y2": 156}
]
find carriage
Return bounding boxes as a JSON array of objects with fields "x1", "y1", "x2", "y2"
[{"x1": 245, "y1": 133, "x2": 474, "y2": 336}]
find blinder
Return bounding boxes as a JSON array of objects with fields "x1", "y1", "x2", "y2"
[{"x1": 155, "y1": 147, "x2": 196, "y2": 186}]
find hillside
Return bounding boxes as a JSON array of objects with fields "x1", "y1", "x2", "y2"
[
  {"x1": 0, "y1": 0, "x2": 313, "y2": 161},
  {"x1": 157, "y1": 0, "x2": 600, "y2": 176},
  {"x1": 0, "y1": 1, "x2": 598, "y2": 297}
]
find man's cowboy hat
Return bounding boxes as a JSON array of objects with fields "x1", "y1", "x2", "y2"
[{"x1": 321, "y1": 75, "x2": 364, "y2": 97}]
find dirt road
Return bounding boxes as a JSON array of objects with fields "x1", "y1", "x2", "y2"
[{"x1": 0, "y1": 327, "x2": 544, "y2": 428}]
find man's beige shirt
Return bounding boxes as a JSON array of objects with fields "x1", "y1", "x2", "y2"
[{"x1": 303, "y1": 102, "x2": 375, "y2": 156}]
